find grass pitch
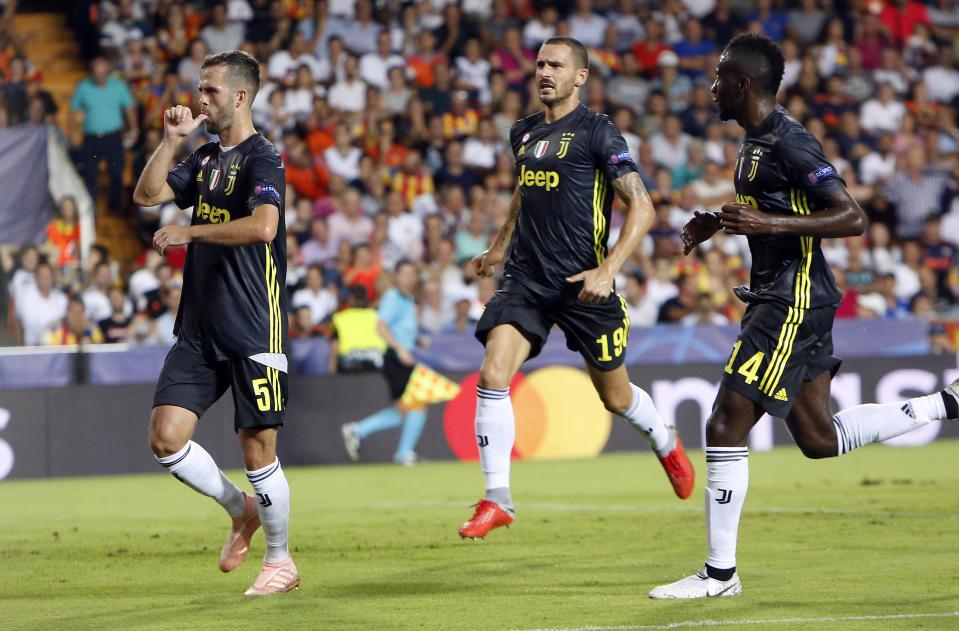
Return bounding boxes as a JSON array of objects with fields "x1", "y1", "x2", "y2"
[{"x1": 3, "y1": 441, "x2": 959, "y2": 631}]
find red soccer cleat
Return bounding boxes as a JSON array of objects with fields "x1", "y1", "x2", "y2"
[
  {"x1": 458, "y1": 499, "x2": 514, "y2": 539},
  {"x1": 658, "y1": 431, "x2": 695, "y2": 499}
]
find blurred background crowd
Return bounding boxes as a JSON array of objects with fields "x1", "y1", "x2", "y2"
[{"x1": 1, "y1": 0, "x2": 958, "y2": 354}]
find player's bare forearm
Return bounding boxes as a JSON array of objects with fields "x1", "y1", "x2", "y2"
[
  {"x1": 603, "y1": 171, "x2": 654, "y2": 276},
  {"x1": 153, "y1": 204, "x2": 278, "y2": 254},
  {"x1": 490, "y1": 188, "x2": 522, "y2": 255},
  {"x1": 133, "y1": 136, "x2": 182, "y2": 206},
  {"x1": 720, "y1": 189, "x2": 866, "y2": 238}
]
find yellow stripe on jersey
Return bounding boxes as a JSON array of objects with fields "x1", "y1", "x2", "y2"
[
  {"x1": 592, "y1": 170, "x2": 607, "y2": 265},
  {"x1": 759, "y1": 188, "x2": 813, "y2": 396},
  {"x1": 265, "y1": 244, "x2": 281, "y2": 355},
  {"x1": 618, "y1": 293, "x2": 630, "y2": 335}
]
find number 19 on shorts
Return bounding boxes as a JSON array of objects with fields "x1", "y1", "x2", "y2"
[{"x1": 596, "y1": 326, "x2": 626, "y2": 362}]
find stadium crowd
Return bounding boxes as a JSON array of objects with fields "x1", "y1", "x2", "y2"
[{"x1": 2, "y1": 0, "x2": 959, "y2": 352}]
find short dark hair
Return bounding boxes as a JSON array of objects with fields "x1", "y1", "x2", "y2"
[
  {"x1": 722, "y1": 33, "x2": 785, "y2": 96},
  {"x1": 201, "y1": 50, "x2": 261, "y2": 100},
  {"x1": 542, "y1": 36, "x2": 589, "y2": 72}
]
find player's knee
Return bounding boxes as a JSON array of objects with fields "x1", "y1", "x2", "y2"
[
  {"x1": 598, "y1": 389, "x2": 632, "y2": 416},
  {"x1": 705, "y1": 410, "x2": 746, "y2": 447},
  {"x1": 795, "y1": 433, "x2": 836, "y2": 459},
  {"x1": 148, "y1": 421, "x2": 188, "y2": 458},
  {"x1": 478, "y1": 363, "x2": 511, "y2": 390}
]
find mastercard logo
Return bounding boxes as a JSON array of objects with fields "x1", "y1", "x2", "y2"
[{"x1": 442, "y1": 366, "x2": 612, "y2": 460}]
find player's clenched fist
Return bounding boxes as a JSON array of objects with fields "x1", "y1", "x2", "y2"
[
  {"x1": 472, "y1": 248, "x2": 503, "y2": 277},
  {"x1": 163, "y1": 105, "x2": 208, "y2": 139}
]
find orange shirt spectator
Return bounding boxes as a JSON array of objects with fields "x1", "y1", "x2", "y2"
[
  {"x1": 285, "y1": 141, "x2": 329, "y2": 200},
  {"x1": 46, "y1": 196, "x2": 80, "y2": 268}
]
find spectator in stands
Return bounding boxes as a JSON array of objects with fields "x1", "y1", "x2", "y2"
[
  {"x1": 7, "y1": 244, "x2": 38, "y2": 308},
  {"x1": 462, "y1": 117, "x2": 504, "y2": 171},
  {"x1": 883, "y1": 146, "x2": 950, "y2": 238},
  {"x1": 328, "y1": 53, "x2": 366, "y2": 115},
  {"x1": 15, "y1": 261, "x2": 66, "y2": 346},
  {"x1": 359, "y1": 31, "x2": 403, "y2": 90},
  {"x1": 177, "y1": 38, "x2": 209, "y2": 87},
  {"x1": 70, "y1": 55, "x2": 137, "y2": 214},
  {"x1": 82, "y1": 261, "x2": 121, "y2": 324},
  {"x1": 859, "y1": 132, "x2": 896, "y2": 186},
  {"x1": 920, "y1": 215, "x2": 958, "y2": 291},
  {"x1": 200, "y1": 2, "x2": 244, "y2": 54},
  {"x1": 100, "y1": 0, "x2": 153, "y2": 54},
  {"x1": 153, "y1": 284, "x2": 180, "y2": 346},
  {"x1": 658, "y1": 273, "x2": 700, "y2": 323},
  {"x1": 879, "y1": 0, "x2": 932, "y2": 47},
  {"x1": 382, "y1": 65, "x2": 412, "y2": 115},
  {"x1": 649, "y1": 114, "x2": 692, "y2": 171},
  {"x1": 860, "y1": 82, "x2": 906, "y2": 134},
  {"x1": 454, "y1": 209, "x2": 490, "y2": 266},
  {"x1": 300, "y1": 217, "x2": 338, "y2": 267},
  {"x1": 40, "y1": 296, "x2": 102, "y2": 346},
  {"x1": 328, "y1": 187, "x2": 374, "y2": 248},
  {"x1": 743, "y1": 0, "x2": 788, "y2": 42},
  {"x1": 674, "y1": 17, "x2": 715, "y2": 80},
  {"x1": 99, "y1": 285, "x2": 132, "y2": 343},
  {"x1": 45, "y1": 196, "x2": 80, "y2": 272},
  {"x1": 292, "y1": 265, "x2": 338, "y2": 325},
  {"x1": 126, "y1": 311, "x2": 163, "y2": 347},
  {"x1": 623, "y1": 271, "x2": 658, "y2": 328},
  {"x1": 923, "y1": 48, "x2": 959, "y2": 107},
  {"x1": 455, "y1": 37, "x2": 492, "y2": 104},
  {"x1": 522, "y1": 6, "x2": 557, "y2": 50}
]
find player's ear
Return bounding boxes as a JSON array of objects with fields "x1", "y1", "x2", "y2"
[
  {"x1": 574, "y1": 68, "x2": 588, "y2": 88},
  {"x1": 235, "y1": 89, "x2": 246, "y2": 108},
  {"x1": 738, "y1": 75, "x2": 750, "y2": 95}
]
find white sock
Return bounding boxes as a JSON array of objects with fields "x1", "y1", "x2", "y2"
[
  {"x1": 831, "y1": 395, "x2": 942, "y2": 456},
  {"x1": 246, "y1": 459, "x2": 291, "y2": 564},
  {"x1": 705, "y1": 447, "x2": 749, "y2": 571},
  {"x1": 157, "y1": 441, "x2": 246, "y2": 518},
  {"x1": 621, "y1": 384, "x2": 673, "y2": 457},
  {"x1": 476, "y1": 386, "x2": 515, "y2": 494}
]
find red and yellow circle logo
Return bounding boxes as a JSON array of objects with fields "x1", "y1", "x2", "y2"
[{"x1": 442, "y1": 366, "x2": 612, "y2": 460}]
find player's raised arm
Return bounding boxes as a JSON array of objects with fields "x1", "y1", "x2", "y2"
[
  {"x1": 472, "y1": 186, "x2": 521, "y2": 277},
  {"x1": 133, "y1": 105, "x2": 207, "y2": 207},
  {"x1": 718, "y1": 188, "x2": 866, "y2": 238},
  {"x1": 567, "y1": 171, "x2": 653, "y2": 303}
]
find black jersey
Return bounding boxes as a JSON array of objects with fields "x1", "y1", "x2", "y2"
[
  {"x1": 506, "y1": 104, "x2": 638, "y2": 298},
  {"x1": 166, "y1": 133, "x2": 287, "y2": 361},
  {"x1": 734, "y1": 106, "x2": 844, "y2": 309}
]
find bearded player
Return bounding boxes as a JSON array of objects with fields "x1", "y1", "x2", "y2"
[{"x1": 133, "y1": 50, "x2": 298, "y2": 596}]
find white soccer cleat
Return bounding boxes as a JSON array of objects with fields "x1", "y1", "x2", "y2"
[
  {"x1": 341, "y1": 422, "x2": 360, "y2": 461},
  {"x1": 649, "y1": 566, "x2": 742, "y2": 599}
]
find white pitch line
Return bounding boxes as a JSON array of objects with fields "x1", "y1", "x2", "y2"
[
  {"x1": 355, "y1": 500, "x2": 959, "y2": 521},
  {"x1": 513, "y1": 610, "x2": 959, "y2": 631}
]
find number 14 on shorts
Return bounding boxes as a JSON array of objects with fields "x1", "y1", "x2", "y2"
[{"x1": 724, "y1": 339, "x2": 765, "y2": 385}]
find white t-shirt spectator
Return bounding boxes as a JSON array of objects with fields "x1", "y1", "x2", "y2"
[
  {"x1": 8, "y1": 268, "x2": 35, "y2": 305},
  {"x1": 859, "y1": 98, "x2": 906, "y2": 133},
  {"x1": 323, "y1": 145, "x2": 363, "y2": 182},
  {"x1": 388, "y1": 212, "x2": 425, "y2": 261},
  {"x1": 300, "y1": 238, "x2": 339, "y2": 267},
  {"x1": 82, "y1": 288, "x2": 113, "y2": 324},
  {"x1": 455, "y1": 56, "x2": 492, "y2": 103},
  {"x1": 359, "y1": 53, "x2": 404, "y2": 90},
  {"x1": 568, "y1": 12, "x2": 608, "y2": 48},
  {"x1": 327, "y1": 79, "x2": 367, "y2": 113},
  {"x1": 291, "y1": 286, "x2": 338, "y2": 324},
  {"x1": 522, "y1": 19, "x2": 555, "y2": 49},
  {"x1": 461, "y1": 138, "x2": 502, "y2": 170},
  {"x1": 128, "y1": 267, "x2": 159, "y2": 301},
  {"x1": 859, "y1": 151, "x2": 896, "y2": 186},
  {"x1": 892, "y1": 263, "x2": 921, "y2": 300},
  {"x1": 923, "y1": 65, "x2": 959, "y2": 104},
  {"x1": 648, "y1": 132, "x2": 692, "y2": 170},
  {"x1": 267, "y1": 51, "x2": 323, "y2": 84},
  {"x1": 16, "y1": 286, "x2": 68, "y2": 346}
]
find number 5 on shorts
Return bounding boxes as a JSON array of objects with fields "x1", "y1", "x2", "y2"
[
  {"x1": 724, "y1": 340, "x2": 765, "y2": 386},
  {"x1": 251, "y1": 378, "x2": 271, "y2": 411}
]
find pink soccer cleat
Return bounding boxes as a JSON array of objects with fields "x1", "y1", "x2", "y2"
[
  {"x1": 219, "y1": 493, "x2": 261, "y2": 572},
  {"x1": 244, "y1": 556, "x2": 300, "y2": 596}
]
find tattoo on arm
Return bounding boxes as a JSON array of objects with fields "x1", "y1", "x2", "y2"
[{"x1": 611, "y1": 171, "x2": 650, "y2": 206}]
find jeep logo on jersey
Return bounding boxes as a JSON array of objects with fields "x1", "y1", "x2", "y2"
[
  {"x1": 518, "y1": 164, "x2": 559, "y2": 191},
  {"x1": 196, "y1": 194, "x2": 231, "y2": 223},
  {"x1": 534, "y1": 140, "x2": 550, "y2": 159},
  {"x1": 209, "y1": 168, "x2": 221, "y2": 190}
]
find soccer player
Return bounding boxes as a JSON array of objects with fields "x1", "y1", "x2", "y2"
[
  {"x1": 458, "y1": 36, "x2": 694, "y2": 540},
  {"x1": 132, "y1": 50, "x2": 299, "y2": 596},
  {"x1": 649, "y1": 34, "x2": 959, "y2": 599}
]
